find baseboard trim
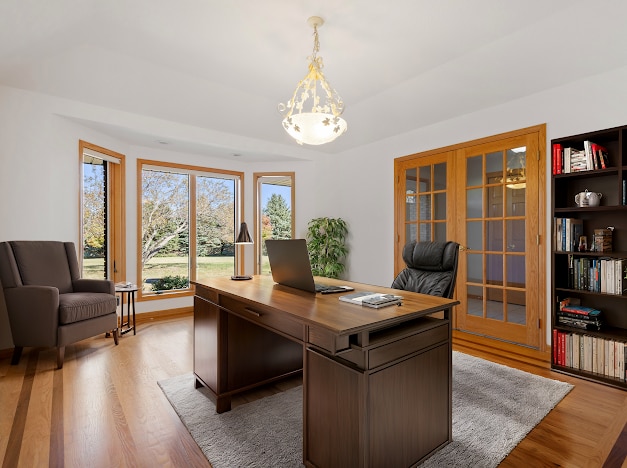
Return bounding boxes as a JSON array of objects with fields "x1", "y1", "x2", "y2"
[
  {"x1": 453, "y1": 330, "x2": 551, "y2": 370},
  {"x1": 135, "y1": 306, "x2": 193, "y2": 325}
]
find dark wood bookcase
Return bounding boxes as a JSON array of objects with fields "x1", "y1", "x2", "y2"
[{"x1": 551, "y1": 125, "x2": 627, "y2": 389}]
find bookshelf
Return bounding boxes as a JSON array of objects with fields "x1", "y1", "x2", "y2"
[{"x1": 551, "y1": 125, "x2": 627, "y2": 390}]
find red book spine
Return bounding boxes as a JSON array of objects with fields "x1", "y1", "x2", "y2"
[{"x1": 552, "y1": 143, "x2": 563, "y2": 174}]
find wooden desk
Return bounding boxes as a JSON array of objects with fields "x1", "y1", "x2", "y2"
[{"x1": 193, "y1": 275, "x2": 458, "y2": 467}]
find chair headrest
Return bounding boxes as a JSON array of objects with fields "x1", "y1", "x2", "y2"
[{"x1": 402, "y1": 241, "x2": 459, "y2": 272}]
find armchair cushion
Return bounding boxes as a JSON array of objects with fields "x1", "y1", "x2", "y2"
[
  {"x1": 9, "y1": 241, "x2": 74, "y2": 293},
  {"x1": 59, "y1": 292, "x2": 117, "y2": 325},
  {"x1": 73, "y1": 278, "x2": 115, "y2": 295}
]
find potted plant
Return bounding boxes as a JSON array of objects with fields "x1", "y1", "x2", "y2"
[{"x1": 306, "y1": 217, "x2": 349, "y2": 278}]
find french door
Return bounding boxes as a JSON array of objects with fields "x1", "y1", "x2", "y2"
[
  {"x1": 395, "y1": 126, "x2": 546, "y2": 349},
  {"x1": 395, "y1": 152, "x2": 456, "y2": 266}
]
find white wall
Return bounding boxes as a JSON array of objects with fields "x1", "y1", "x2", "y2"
[
  {"x1": 0, "y1": 85, "x2": 317, "y2": 347},
  {"x1": 329, "y1": 64, "x2": 627, "y2": 346},
  {"x1": 2, "y1": 64, "x2": 627, "y2": 349}
]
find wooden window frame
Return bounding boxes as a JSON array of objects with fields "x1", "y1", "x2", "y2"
[{"x1": 137, "y1": 159, "x2": 244, "y2": 301}]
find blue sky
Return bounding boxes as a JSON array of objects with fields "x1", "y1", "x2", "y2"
[{"x1": 261, "y1": 184, "x2": 291, "y2": 209}]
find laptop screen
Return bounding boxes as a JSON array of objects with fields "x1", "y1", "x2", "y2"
[{"x1": 265, "y1": 239, "x2": 317, "y2": 292}]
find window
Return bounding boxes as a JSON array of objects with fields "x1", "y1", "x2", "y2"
[
  {"x1": 253, "y1": 173, "x2": 295, "y2": 275},
  {"x1": 79, "y1": 141, "x2": 125, "y2": 281},
  {"x1": 138, "y1": 160, "x2": 243, "y2": 298}
]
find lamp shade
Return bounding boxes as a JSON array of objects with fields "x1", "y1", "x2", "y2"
[
  {"x1": 282, "y1": 112, "x2": 347, "y2": 146},
  {"x1": 235, "y1": 222, "x2": 253, "y2": 244}
]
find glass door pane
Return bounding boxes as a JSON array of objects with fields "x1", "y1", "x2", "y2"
[
  {"x1": 395, "y1": 153, "x2": 452, "y2": 276},
  {"x1": 403, "y1": 163, "x2": 447, "y2": 243},
  {"x1": 456, "y1": 136, "x2": 541, "y2": 347}
]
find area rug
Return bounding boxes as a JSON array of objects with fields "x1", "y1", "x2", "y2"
[{"x1": 158, "y1": 351, "x2": 573, "y2": 467}]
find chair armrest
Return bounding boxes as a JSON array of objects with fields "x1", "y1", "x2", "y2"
[
  {"x1": 73, "y1": 279, "x2": 115, "y2": 295},
  {"x1": 3, "y1": 286, "x2": 59, "y2": 346}
]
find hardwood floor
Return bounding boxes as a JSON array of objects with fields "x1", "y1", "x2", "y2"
[{"x1": 1, "y1": 315, "x2": 626, "y2": 467}]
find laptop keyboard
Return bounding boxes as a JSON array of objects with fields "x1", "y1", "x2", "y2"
[{"x1": 314, "y1": 284, "x2": 354, "y2": 294}]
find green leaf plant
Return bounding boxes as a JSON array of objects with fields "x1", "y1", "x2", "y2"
[{"x1": 306, "y1": 217, "x2": 349, "y2": 279}]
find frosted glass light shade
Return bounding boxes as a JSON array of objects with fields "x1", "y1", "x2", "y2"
[{"x1": 282, "y1": 112, "x2": 347, "y2": 146}]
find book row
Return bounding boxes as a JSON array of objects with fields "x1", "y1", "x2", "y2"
[
  {"x1": 552, "y1": 140, "x2": 609, "y2": 174},
  {"x1": 554, "y1": 217, "x2": 583, "y2": 252},
  {"x1": 566, "y1": 256, "x2": 626, "y2": 295},
  {"x1": 553, "y1": 329, "x2": 626, "y2": 381}
]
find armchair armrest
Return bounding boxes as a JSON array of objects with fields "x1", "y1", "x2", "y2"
[
  {"x1": 3, "y1": 286, "x2": 59, "y2": 346},
  {"x1": 73, "y1": 279, "x2": 115, "y2": 295}
]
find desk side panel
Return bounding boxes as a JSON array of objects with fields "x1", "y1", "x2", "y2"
[
  {"x1": 305, "y1": 350, "x2": 363, "y2": 468},
  {"x1": 369, "y1": 342, "x2": 450, "y2": 466},
  {"x1": 227, "y1": 313, "x2": 303, "y2": 391},
  {"x1": 193, "y1": 293, "x2": 222, "y2": 392}
]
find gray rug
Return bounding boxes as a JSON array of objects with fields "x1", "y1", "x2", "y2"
[{"x1": 158, "y1": 351, "x2": 573, "y2": 467}]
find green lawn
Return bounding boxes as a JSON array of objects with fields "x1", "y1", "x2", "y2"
[{"x1": 83, "y1": 256, "x2": 236, "y2": 290}]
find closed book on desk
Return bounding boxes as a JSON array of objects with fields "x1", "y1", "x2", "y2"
[{"x1": 339, "y1": 292, "x2": 402, "y2": 308}]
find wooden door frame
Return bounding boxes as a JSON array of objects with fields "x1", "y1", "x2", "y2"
[{"x1": 394, "y1": 124, "x2": 547, "y2": 351}]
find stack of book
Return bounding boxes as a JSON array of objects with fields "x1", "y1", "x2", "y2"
[
  {"x1": 552, "y1": 140, "x2": 610, "y2": 174},
  {"x1": 558, "y1": 298, "x2": 602, "y2": 331},
  {"x1": 568, "y1": 148, "x2": 588, "y2": 172}
]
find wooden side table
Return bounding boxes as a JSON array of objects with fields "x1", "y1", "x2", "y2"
[{"x1": 115, "y1": 284, "x2": 138, "y2": 335}]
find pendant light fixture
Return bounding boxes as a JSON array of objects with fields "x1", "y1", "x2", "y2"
[{"x1": 278, "y1": 16, "x2": 347, "y2": 146}]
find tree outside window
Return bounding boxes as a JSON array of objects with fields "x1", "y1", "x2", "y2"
[{"x1": 138, "y1": 160, "x2": 242, "y2": 297}]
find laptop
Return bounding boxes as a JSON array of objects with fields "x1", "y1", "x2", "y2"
[{"x1": 265, "y1": 239, "x2": 354, "y2": 294}]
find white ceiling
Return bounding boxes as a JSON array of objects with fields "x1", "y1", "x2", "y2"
[{"x1": 2, "y1": 0, "x2": 627, "y2": 161}]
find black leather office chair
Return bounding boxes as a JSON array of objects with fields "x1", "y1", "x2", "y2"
[{"x1": 391, "y1": 241, "x2": 460, "y2": 299}]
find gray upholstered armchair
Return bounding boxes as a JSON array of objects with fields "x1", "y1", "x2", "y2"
[{"x1": 0, "y1": 240, "x2": 118, "y2": 369}]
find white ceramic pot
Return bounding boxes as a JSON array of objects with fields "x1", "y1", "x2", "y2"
[{"x1": 575, "y1": 189, "x2": 602, "y2": 207}]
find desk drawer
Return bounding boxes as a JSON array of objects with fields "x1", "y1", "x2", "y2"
[
  {"x1": 220, "y1": 295, "x2": 304, "y2": 341},
  {"x1": 369, "y1": 322, "x2": 448, "y2": 369}
]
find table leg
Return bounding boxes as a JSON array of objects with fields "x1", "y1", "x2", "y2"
[
  {"x1": 120, "y1": 292, "x2": 125, "y2": 328},
  {"x1": 119, "y1": 290, "x2": 136, "y2": 335},
  {"x1": 131, "y1": 291, "x2": 136, "y2": 335}
]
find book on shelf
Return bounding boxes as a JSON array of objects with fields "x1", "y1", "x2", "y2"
[
  {"x1": 564, "y1": 257, "x2": 625, "y2": 295},
  {"x1": 552, "y1": 143, "x2": 562, "y2": 175},
  {"x1": 554, "y1": 217, "x2": 583, "y2": 252},
  {"x1": 591, "y1": 142, "x2": 609, "y2": 169},
  {"x1": 557, "y1": 298, "x2": 603, "y2": 329},
  {"x1": 560, "y1": 304, "x2": 601, "y2": 315},
  {"x1": 584, "y1": 141, "x2": 596, "y2": 170},
  {"x1": 557, "y1": 316, "x2": 602, "y2": 330},
  {"x1": 553, "y1": 140, "x2": 610, "y2": 173},
  {"x1": 553, "y1": 330, "x2": 627, "y2": 381}
]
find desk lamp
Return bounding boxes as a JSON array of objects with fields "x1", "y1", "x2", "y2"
[{"x1": 232, "y1": 222, "x2": 253, "y2": 280}]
